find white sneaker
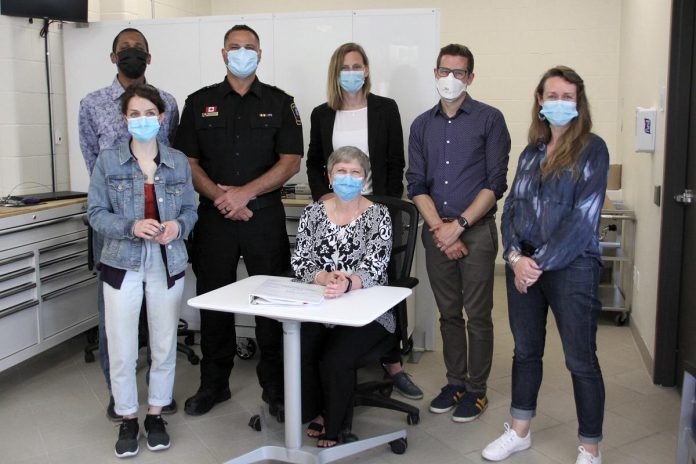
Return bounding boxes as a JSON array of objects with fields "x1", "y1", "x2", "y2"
[
  {"x1": 575, "y1": 446, "x2": 602, "y2": 464},
  {"x1": 481, "y1": 422, "x2": 532, "y2": 461}
]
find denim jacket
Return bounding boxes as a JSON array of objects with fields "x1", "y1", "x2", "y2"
[{"x1": 87, "y1": 141, "x2": 198, "y2": 276}]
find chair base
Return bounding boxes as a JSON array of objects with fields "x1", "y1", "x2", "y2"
[{"x1": 223, "y1": 429, "x2": 407, "y2": 464}]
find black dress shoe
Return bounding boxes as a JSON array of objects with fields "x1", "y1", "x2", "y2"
[
  {"x1": 184, "y1": 388, "x2": 231, "y2": 416},
  {"x1": 262, "y1": 389, "x2": 285, "y2": 422},
  {"x1": 161, "y1": 398, "x2": 178, "y2": 415},
  {"x1": 107, "y1": 395, "x2": 123, "y2": 422}
]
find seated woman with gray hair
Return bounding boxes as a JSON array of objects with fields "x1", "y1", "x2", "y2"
[{"x1": 291, "y1": 146, "x2": 394, "y2": 448}]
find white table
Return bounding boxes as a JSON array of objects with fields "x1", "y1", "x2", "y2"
[{"x1": 188, "y1": 275, "x2": 412, "y2": 464}]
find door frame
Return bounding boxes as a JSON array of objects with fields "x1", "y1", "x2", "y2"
[{"x1": 654, "y1": 0, "x2": 695, "y2": 386}]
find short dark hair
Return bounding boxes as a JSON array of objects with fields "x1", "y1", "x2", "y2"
[
  {"x1": 112, "y1": 28, "x2": 149, "y2": 53},
  {"x1": 436, "y1": 44, "x2": 474, "y2": 73},
  {"x1": 223, "y1": 24, "x2": 260, "y2": 45},
  {"x1": 120, "y1": 84, "x2": 165, "y2": 115}
]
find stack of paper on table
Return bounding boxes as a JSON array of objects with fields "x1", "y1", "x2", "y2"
[{"x1": 249, "y1": 278, "x2": 325, "y2": 306}]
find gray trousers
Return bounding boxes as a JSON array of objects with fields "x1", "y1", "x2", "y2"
[{"x1": 422, "y1": 217, "x2": 498, "y2": 395}]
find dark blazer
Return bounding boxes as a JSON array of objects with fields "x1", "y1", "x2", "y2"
[{"x1": 306, "y1": 93, "x2": 406, "y2": 201}]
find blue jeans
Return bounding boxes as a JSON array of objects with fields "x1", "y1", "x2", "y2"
[{"x1": 506, "y1": 256, "x2": 605, "y2": 443}]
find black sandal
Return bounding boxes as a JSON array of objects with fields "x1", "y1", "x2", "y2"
[
  {"x1": 306, "y1": 421, "x2": 324, "y2": 438},
  {"x1": 316, "y1": 434, "x2": 338, "y2": 448}
]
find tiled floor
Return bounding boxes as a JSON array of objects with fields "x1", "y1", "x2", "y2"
[{"x1": 0, "y1": 275, "x2": 681, "y2": 463}]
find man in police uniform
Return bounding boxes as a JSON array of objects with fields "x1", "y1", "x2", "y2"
[{"x1": 174, "y1": 24, "x2": 303, "y2": 417}]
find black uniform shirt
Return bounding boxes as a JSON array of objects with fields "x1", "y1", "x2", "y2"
[{"x1": 175, "y1": 77, "x2": 303, "y2": 193}]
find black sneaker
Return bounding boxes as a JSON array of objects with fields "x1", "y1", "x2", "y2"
[
  {"x1": 452, "y1": 392, "x2": 488, "y2": 422},
  {"x1": 161, "y1": 399, "x2": 178, "y2": 415},
  {"x1": 114, "y1": 418, "x2": 139, "y2": 458},
  {"x1": 429, "y1": 384, "x2": 466, "y2": 413},
  {"x1": 144, "y1": 414, "x2": 170, "y2": 451}
]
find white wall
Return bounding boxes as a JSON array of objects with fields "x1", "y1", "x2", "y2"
[
  {"x1": 0, "y1": 0, "x2": 673, "y2": 368},
  {"x1": 616, "y1": 0, "x2": 672, "y2": 362},
  {"x1": 0, "y1": 16, "x2": 69, "y2": 197},
  {"x1": 0, "y1": 0, "x2": 210, "y2": 197}
]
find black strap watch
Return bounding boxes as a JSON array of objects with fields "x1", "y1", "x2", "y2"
[
  {"x1": 457, "y1": 216, "x2": 470, "y2": 230},
  {"x1": 344, "y1": 277, "x2": 353, "y2": 293}
]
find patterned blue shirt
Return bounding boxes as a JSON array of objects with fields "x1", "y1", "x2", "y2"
[
  {"x1": 406, "y1": 95, "x2": 510, "y2": 217},
  {"x1": 78, "y1": 76, "x2": 179, "y2": 174},
  {"x1": 501, "y1": 134, "x2": 609, "y2": 271}
]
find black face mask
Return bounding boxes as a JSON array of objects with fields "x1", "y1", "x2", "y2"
[{"x1": 116, "y1": 47, "x2": 148, "y2": 79}]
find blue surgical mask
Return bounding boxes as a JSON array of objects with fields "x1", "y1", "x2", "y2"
[
  {"x1": 339, "y1": 71, "x2": 365, "y2": 94},
  {"x1": 540, "y1": 100, "x2": 578, "y2": 127},
  {"x1": 127, "y1": 116, "x2": 160, "y2": 143},
  {"x1": 332, "y1": 174, "x2": 363, "y2": 201},
  {"x1": 226, "y1": 48, "x2": 258, "y2": 78}
]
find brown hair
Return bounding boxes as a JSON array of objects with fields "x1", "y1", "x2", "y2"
[
  {"x1": 528, "y1": 66, "x2": 592, "y2": 178},
  {"x1": 326, "y1": 43, "x2": 371, "y2": 110},
  {"x1": 120, "y1": 84, "x2": 165, "y2": 115},
  {"x1": 436, "y1": 43, "x2": 474, "y2": 73}
]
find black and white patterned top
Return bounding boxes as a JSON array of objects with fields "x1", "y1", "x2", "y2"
[{"x1": 291, "y1": 201, "x2": 395, "y2": 332}]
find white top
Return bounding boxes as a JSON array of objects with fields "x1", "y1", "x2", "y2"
[
  {"x1": 332, "y1": 107, "x2": 373, "y2": 194},
  {"x1": 188, "y1": 275, "x2": 411, "y2": 327}
]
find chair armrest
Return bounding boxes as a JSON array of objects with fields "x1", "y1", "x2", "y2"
[{"x1": 388, "y1": 277, "x2": 419, "y2": 289}]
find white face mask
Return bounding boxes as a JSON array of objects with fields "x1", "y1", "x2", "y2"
[{"x1": 436, "y1": 73, "x2": 467, "y2": 102}]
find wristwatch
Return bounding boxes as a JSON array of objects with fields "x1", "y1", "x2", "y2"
[
  {"x1": 457, "y1": 216, "x2": 470, "y2": 230},
  {"x1": 344, "y1": 277, "x2": 353, "y2": 293}
]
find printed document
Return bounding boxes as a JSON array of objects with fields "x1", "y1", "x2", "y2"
[{"x1": 249, "y1": 279, "x2": 325, "y2": 306}]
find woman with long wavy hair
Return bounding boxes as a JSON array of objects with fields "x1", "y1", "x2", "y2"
[{"x1": 482, "y1": 66, "x2": 608, "y2": 464}]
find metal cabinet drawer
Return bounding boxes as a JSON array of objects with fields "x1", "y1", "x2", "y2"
[
  {"x1": 41, "y1": 278, "x2": 97, "y2": 339},
  {"x1": 39, "y1": 235, "x2": 88, "y2": 266},
  {"x1": 0, "y1": 302, "x2": 39, "y2": 360}
]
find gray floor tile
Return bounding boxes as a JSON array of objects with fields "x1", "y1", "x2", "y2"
[{"x1": 0, "y1": 275, "x2": 684, "y2": 464}]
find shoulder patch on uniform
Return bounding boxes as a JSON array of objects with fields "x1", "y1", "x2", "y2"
[
  {"x1": 291, "y1": 102, "x2": 302, "y2": 126},
  {"x1": 263, "y1": 82, "x2": 293, "y2": 97},
  {"x1": 188, "y1": 82, "x2": 220, "y2": 97}
]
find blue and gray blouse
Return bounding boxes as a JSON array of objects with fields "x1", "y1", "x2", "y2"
[{"x1": 501, "y1": 133, "x2": 609, "y2": 271}]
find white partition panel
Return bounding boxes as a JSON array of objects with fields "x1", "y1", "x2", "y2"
[
  {"x1": 64, "y1": 8, "x2": 439, "y2": 190},
  {"x1": 64, "y1": 10, "x2": 441, "y2": 350}
]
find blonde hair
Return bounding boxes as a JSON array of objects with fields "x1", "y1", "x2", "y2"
[
  {"x1": 326, "y1": 43, "x2": 371, "y2": 110},
  {"x1": 528, "y1": 66, "x2": 592, "y2": 178}
]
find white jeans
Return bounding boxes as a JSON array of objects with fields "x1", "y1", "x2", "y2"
[{"x1": 104, "y1": 240, "x2": 184, "y2": 416}]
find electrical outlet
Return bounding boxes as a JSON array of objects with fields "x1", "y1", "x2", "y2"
[{"x1": 54, "y1": 130, "x2": 63, "y2": 145}]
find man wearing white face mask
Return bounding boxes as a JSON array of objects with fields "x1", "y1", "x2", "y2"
[
  {"x1": 175, "y1": 24, "x2": 303, "y2": 418},
  {"x1": 406, "y1": 44, "x2": 511, "y2": 423}
]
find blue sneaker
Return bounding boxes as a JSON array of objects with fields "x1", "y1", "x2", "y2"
[
  {"x1": 388, "y1": 371, "x2": 424, "y2": 400},
  {"x1": 429, "y1": 384, "x2": 466, "y2": 413},
  {"x1": 452, "y1": 392, "x2": 488, "y2": 422}
]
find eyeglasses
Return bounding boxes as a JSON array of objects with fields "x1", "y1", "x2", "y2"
[{"x1": 436, "y1": 67, "x2": 469, "y2": 80}]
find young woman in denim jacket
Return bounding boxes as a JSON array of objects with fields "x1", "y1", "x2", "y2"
[
  {"x1": 88, "y1": 84, "x2": 197, "y2": 458},
  {"x1": 482, "y1": 67, "x2": 608, "y2": 464}
]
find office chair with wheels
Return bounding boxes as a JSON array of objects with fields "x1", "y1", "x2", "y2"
[{"x1": 340, "y1": 195, "x2": 421, "y2": 451}]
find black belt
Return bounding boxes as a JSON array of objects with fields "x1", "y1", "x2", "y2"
[{"x1": 247, "y1": 190, "x2": 282, "y2": 211}]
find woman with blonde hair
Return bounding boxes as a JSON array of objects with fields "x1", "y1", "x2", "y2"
[
  {"x1": 482, "y1": 66, "x2": 608, "y2": 464},
  {"x1": 305, "y1": 42, "x2": 422, "y2": 401}
]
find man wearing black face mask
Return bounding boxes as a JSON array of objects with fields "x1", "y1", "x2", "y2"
[
  {"x1": 78, "y1": 28, "x2": 179, "y2": 422},
  {"x1": 79, "y1": 28, "x2": 178, "y2": 173}
]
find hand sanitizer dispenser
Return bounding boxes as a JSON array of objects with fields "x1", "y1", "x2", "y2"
[{"x1": 635, "y1": 107, "x2": 657, "y2": 153}]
